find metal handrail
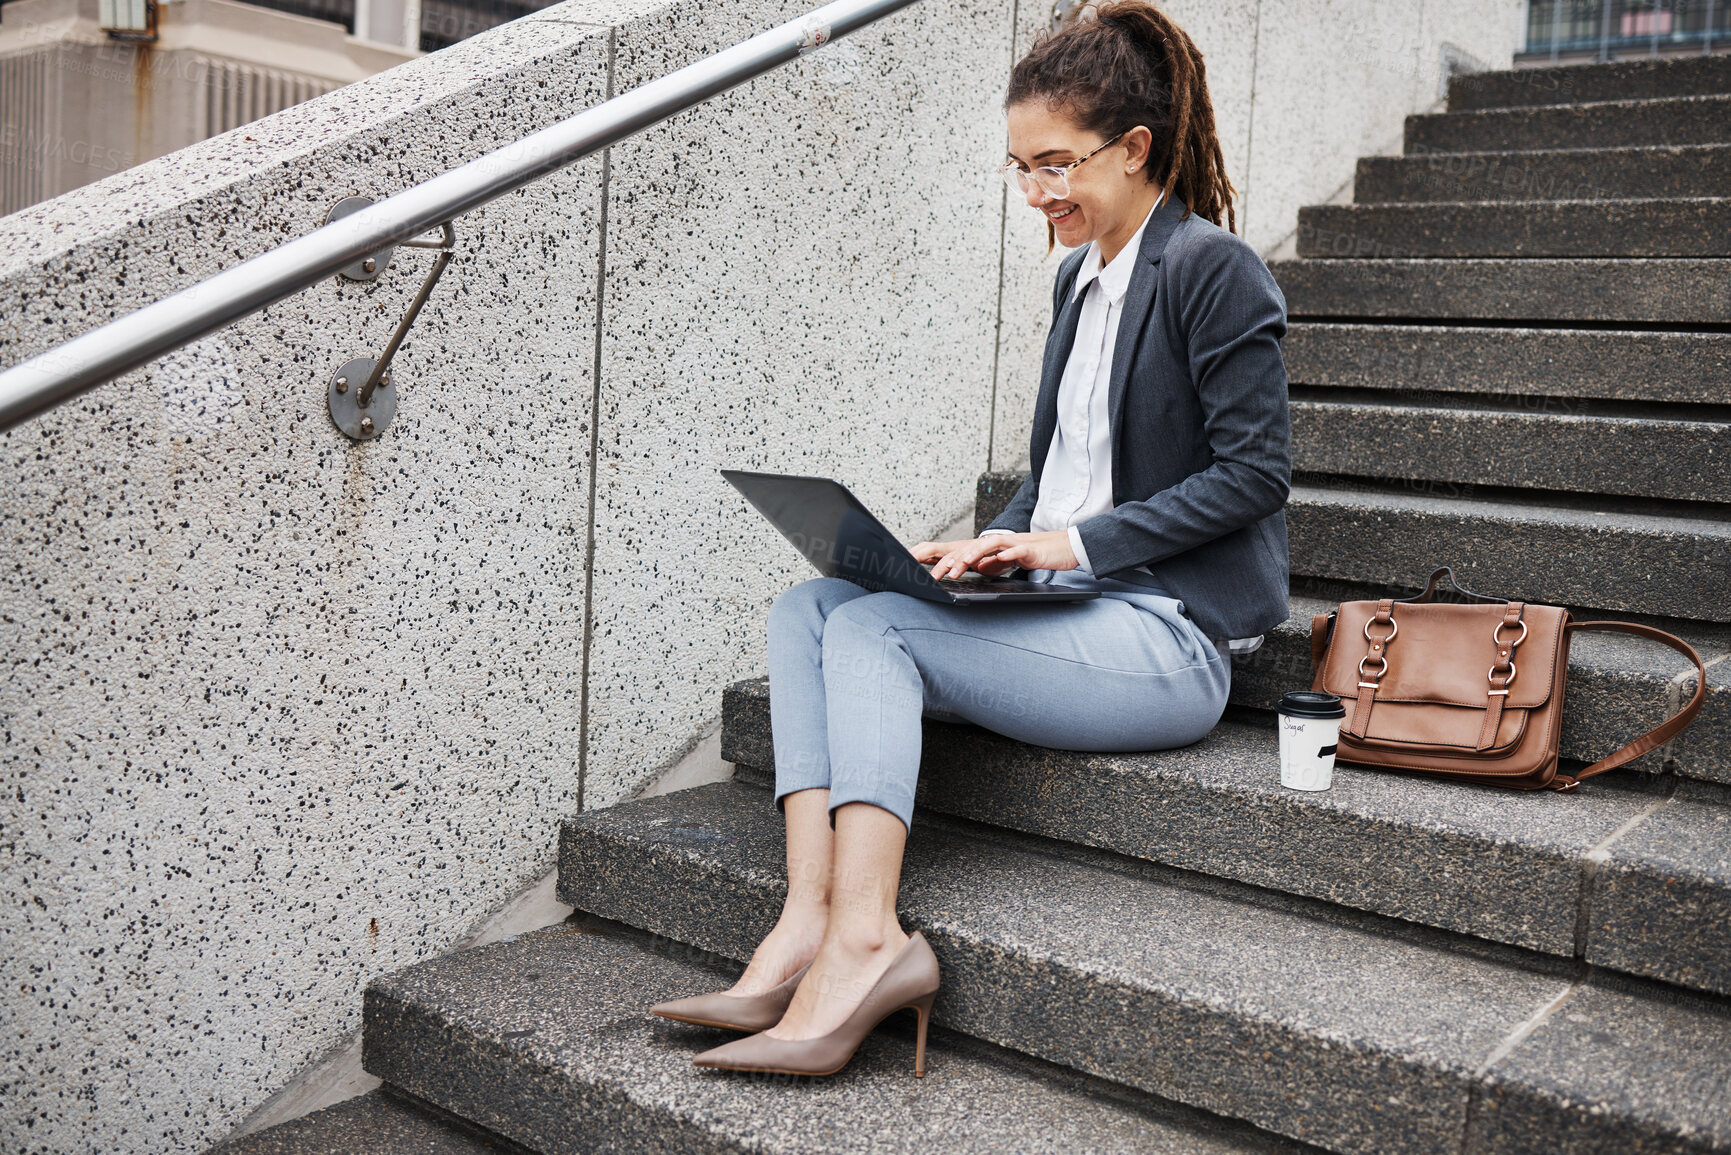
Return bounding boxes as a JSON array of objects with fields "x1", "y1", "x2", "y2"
[{"x1": 0, "y1": 0, "x2": 920, "y2": 432}]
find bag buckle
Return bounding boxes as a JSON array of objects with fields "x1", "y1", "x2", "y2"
[
  {"x1": 1488, "y1": 612, "x2": 1523, "y2": 697},
  {"x1": 1363, "y1": 615, "x2": 1397, "y2": 647},
  {"x1": 1487, "y1": 662, "x2": 1517, "y2": 694},
  {"x1": 1493, "y1": 619, "x2": 1528, "y2": 648},
  {"x1": 1360, "y1": 612, "x2": 1396, "y2": 680}
]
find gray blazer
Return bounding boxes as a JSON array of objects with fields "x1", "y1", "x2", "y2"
[{"x1": 984, "y1": 195, "x2": 1292, "y2": 640}]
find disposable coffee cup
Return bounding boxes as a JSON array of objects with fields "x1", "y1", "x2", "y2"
[{"x1": 1277, "y1": 691, "x2": 1346, "y2": 791}]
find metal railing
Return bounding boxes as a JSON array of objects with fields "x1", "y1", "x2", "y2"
[
  {"x1": 0, "y1": 0, "x2": 920, "y2": 433},
  {"x1": 1524, "y1": 0, "x2": 1727, "y2": 61}
]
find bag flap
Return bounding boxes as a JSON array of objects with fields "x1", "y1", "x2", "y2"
[
  {"x1": 1341, "y1": 698, "x2": 1530, "y2": 753},
  {"x1": 1320, "y1": 601, "x2": 1566, "y2": 710}
]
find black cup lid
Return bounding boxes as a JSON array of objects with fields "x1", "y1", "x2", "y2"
[{"x1": 1277, "y1": 690, "x2": 1345, "y2": 719}]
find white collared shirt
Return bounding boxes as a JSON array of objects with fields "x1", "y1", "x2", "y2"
[{"x1": 987, "y1": 192, "x2": 1263, "y2": 657}]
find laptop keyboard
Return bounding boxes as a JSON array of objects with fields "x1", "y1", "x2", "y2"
[{"x1": 937, "y1": 577, "x2": 1032, "y2": 592}]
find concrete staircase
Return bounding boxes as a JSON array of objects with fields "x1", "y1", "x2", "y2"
[{"x1": 219, "y1": 53, "x2": 1731, "y2": 1155}]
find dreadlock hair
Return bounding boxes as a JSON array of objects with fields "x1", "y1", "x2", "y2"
[{"x1": 1006, "y1": 1, "x2": 1237, "y2": 254}]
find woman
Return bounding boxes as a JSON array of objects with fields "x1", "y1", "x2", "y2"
[{"x1": 652, "y1": 0, "x2": 1291, "y2": 1078}]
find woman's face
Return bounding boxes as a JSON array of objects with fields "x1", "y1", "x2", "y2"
[{"x1": 1004, "y1": 101, "x2": 1153, "y2": 253}]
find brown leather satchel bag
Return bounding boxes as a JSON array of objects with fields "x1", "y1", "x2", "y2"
[{"x1": 1308, "y1": 567, "x2": 1707, "y2": 791}]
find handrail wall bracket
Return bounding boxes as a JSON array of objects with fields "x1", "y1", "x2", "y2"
[{"x1": 322, "y1": 196, "x2": 457, "y2": 441}]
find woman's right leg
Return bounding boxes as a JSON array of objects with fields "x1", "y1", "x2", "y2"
[
  {"x1": 764, "y1": 798, "x2": 910, "y2": 1041},
  {"x1": 727, "y1": 577, "x2": 871, "y2": 997},
  {"x1": 725, "y1": 786, "x2": 832, "y2": 996}
]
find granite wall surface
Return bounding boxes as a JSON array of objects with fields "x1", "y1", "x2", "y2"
[{"x1": 0, "y1": 0, "x2": 1521, "y2": 1149}]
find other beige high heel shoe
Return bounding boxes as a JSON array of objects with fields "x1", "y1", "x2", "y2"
[
  {"x1": 690, "y1": 931, "x2": 941, "y2": 1077},
  {"x1": 649, "y1": 959, "x2": 813, "y2": 1032}
]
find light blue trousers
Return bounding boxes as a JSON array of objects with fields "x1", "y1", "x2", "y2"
[{"x1": 767, "y1": 571, "x2": 1231, "y2": 831}]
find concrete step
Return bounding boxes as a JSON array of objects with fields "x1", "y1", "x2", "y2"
[
  {"x1": 206, "y1": 1088, "x2": 519, "y2": 1154},
  {"x1": 1289, "y1": 395, "x2": 1731, "y2": 504},
  {"x1": 1284, "y1": 482, "x2": 1731, "y2": 624},
  {"x1": 1017, "y1": 461, "x2": 1731, "y2": 777},
  {"x1": 1271, "y1": 258, "x2": 1731, "y2": 325},
  {"x1": 1355, "y1": 144, "x2": 1731, "y2": 204},
  {"x1": 1449, "y1": 54, "x2": 1731, "y2": 112},
  {"x1": 557, "y1": 783, "x2": 1731, "y2": 1155},
  {"x1": 1283, "y1": 322, "x2": 1731, "y2": 406},
  {"x1": 1297, "y1": 198, "x2": 1731, "y2": 259},
  {"x1": 362, "y1": 914, "x2": 1316, "y2": 1155},
  {"x1": 1408, "y1": 94, "x2": 1731, "y2": 153},
  {"x1": 972, "y1": 471, "x2": 1731, "y2": 626},
  {"x1": 721, "y1": 664, "x2": 1731, "y2": 994}
]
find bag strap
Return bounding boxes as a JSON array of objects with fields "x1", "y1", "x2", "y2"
[
  {"x1": 1347, "y1": 599, "x2": 1397, "y2": 740},
  {"x1": 1398, "y1": 565, "x2": 1507, "y2": 606},
  {"x1": 1556, "y1": 620, "x2": 1708, "y2": 788},
  {"x1": 1477, "y1": 602, "x2": 1525, "y2": 751}
]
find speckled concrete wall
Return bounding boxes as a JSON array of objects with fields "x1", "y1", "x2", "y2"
[
  {"x1": 0, "y1": 0, "x2": 1521, "y2": 1149},
  {"x1": 578, "y1": 0, "x2": 1014, "y2": 804},
  {"x1": 0, "y1": 0, "x2": 1019, "y2": 1148},
  {"x1": 989, "y1": 0, "x2": 1525, "y2": 472}
]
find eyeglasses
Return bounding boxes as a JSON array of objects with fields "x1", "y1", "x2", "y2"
[{"x1": 998, "y1": 133, "x2": 1125, "y2": 200}]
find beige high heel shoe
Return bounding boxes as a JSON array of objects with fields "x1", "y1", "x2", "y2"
[
  {"x1": 690, "y1": 931, "x2": 941, "y2": 1077},
  {"x1": 649, "y1": 959, "x2": 813, "y2": 1032}
]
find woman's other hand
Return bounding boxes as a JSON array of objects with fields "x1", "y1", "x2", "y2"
[{"x1": 909, "y1": 532, "x2": 1078, "y2": 579}]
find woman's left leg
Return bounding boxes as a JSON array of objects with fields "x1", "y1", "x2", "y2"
[
  {"x1": 725, "y1": 577, "x2": 873, "y2": 998},
  {"x1": 766, "y1": 588, "x2": 1229, "y2": 1041}
]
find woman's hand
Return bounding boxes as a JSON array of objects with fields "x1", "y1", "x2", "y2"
[{"x1": 909, "y1": 531, "x2": 1079, "y2": 579}]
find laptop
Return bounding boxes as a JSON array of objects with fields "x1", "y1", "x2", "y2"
[{"x1": 721, "y1": 469, "x2": 1099, "y2": 604}]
